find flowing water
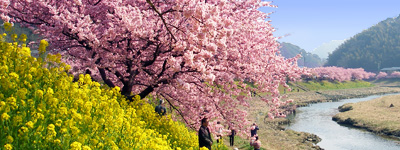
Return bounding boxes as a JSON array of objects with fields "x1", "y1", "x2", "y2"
[{"x1": 285, "y1": 93, "x2": 400, "y2": 150}]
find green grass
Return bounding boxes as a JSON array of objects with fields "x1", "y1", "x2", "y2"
[
  {"x1": 222, "y1": 136, "x2": 266, "y2": 150},
  {"x1": 286, "y1": 80, "x2": 374, "y2": 92},
  {"x1": 333, "y1": 94, "x2": 400, "y2": 136},
  {"x1": 371, "y1": 78, "x2": 400, "y2": 86}
]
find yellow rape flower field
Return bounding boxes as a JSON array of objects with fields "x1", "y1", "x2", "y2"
[{"x1": 0, "y1": 24, "x2": 217, "y2": 150}]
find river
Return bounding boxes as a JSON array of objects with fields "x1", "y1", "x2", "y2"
[{"x1": 285, "y1": 93, "x2": 400, "y2": 150}]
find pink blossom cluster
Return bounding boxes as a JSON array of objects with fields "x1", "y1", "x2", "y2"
[
  {"x1": 311, "y1": 67, "x2": 376, "y2": 82},
  {"x1": 377, "y1": 71, "x2": 400, "y2": 79},
  {"x1": 1, "y1": 0, "x2": 307, "y2": 133},
  {"x1": 375, "y1": 72, "x2": 388, "y2": 79},
  {"x1": 388, "y1": 71, "x2": 400, "y2": 78}
]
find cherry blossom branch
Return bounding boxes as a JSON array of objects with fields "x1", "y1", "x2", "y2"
[{"x1": 146, "y1": 0, "x2": 177, "y2": 42}]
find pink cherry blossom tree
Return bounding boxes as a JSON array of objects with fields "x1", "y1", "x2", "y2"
[
  {"x1": 0, "y1": 0, "x2": 306, "y2": 132},
  {"x1": 389, "y1": 71, "x2": 400, "y2": 78},
  {"x1": 312, "y1": 67, "x2": 375, "y2": 82},
  {"x1": 375, "y1": 72, "x2": 388, "y2": 79}
]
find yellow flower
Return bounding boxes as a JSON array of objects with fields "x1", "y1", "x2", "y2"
[
  {"x1": 17, "y1": 88, "x2": 28, "y2": 99},
  {"x1": 21, "y1": 46, "x2": 30, "y2": 56},
  {"x1": 46, "y1": 129, "x2": 57, "y2": 139},
  {"x1": 82, "y1": 146, "x2": 91, "y2": 150},
  {"x1": 65, "y1": 65, "x2": 71, "y2": 71},
  {"x1": 18, "y1": 33, "x2": 27, "y2": 43},
  {"x1": 38, "y1": 39, "x2": 49, "y2": 54},
  {"x1": 60, "y1": 128, "x2": 68, "y2": 134},
  {"x1": 58, "y1": 107, "x2": 68, "y2": 116},
  {"x1": 26, "y1": 121, "x2": 34, "y2": 128},
  {"x1": 6, "y1": 96, "x2": 16, "y2": 107},
  {"x1": 35, "y1": 90, "x2": 44, "y2": 98},
  {"x1": 4, "y1": 144, "x2": 12, "y2": 150},
  {"x1": 71, "y1": 126, "x2": 80, "y2": 135},
  {"x1": 200, "y1": 146, "x2": 209, "y2": 150},
  {"x1": 55, "y1": 119, "x2": 63, "y2": 127},
  {"x1": 70, "y1": 141, "x2": 82, "y2": 150},
  {"x1": 4, "y1": 22, "x2": 12, "y2": 32},
  {"x1": 29, "y1": 67, "x2": 37, "y2": 74},
  {"x1": 1, "y1": 113, "x2": 10, "y2": 121},
  {"x1": 47, "y1": 87, "x2": 54, "y2": 95},
  {"x1": 54, "y1": 139, "x2": 61, "y2": 144},
  {"x1": 47, "y1": 124, "x2": 55, "y2": 130},
  {"x1": 6, "y1": 135, "x2": 14, "y2": 143},
  {"x1": 9, "y1": 72, "x2": 19, "y2": 79},
  {"x1": 18, "y1": 126, "x2": 29, "y2": 135}
]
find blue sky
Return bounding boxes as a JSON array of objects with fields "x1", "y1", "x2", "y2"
[{"x1": 259, "y1": 0, "x2": 400, "y2": 52}]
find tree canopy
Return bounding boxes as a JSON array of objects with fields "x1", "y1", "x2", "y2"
[{"x1": 1, "y1": 0, "x2": 306, "y2": 131}]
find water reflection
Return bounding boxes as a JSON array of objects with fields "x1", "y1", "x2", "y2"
[{"x1": 286, "y1": 93, "x2": 400, "y2": 150}]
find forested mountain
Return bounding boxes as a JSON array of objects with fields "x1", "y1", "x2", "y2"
[
  {"x1": 279, "y1": 42, "x2": 323, "y2": 68},
  {"x1": 325, "y1": 15, "x2": 400, "y2": 72}
]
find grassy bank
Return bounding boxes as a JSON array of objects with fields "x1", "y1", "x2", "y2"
[
  {"x1": 234, "y1": 96, "x2": 323, "y2": 150},
  {"x1": 284, "y1": 80, "x2": 374, "y2": 93},
  {"x1": 333, "y1": 94, "x2": 400, "y2": 137},
  {"x1": 234, "y1": 80, "x2": 400, "y2": 150},
  {"x1": 283, "y1": 85, "x2": 400, "y2": 107},
  {"x1": 372, "y1": 78, "x2": 400, "y2": 87}
]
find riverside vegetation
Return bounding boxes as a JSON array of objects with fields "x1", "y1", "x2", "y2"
[
  {"x1": 236, "y1": 80, "x2": 400, "y2": 150},
  {"x1": 333, "y1": 94, "x2": 400, "y2": 137}
]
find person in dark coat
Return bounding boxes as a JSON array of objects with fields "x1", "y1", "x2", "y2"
[
  {"x1": 155, "y1": 99, "x2": 167, "y2": 116},
  {"x1": 250, "y1": 123, "x2": 259, "y2": 137},
  {"x1": 198, "y1": 118, "x2": 213, "y2": 150},
  {"x1": 229, "y1": 126, "x2": 236, "y2": 146}
]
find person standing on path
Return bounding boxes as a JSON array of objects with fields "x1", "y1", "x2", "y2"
[
  {"x1": 215, "y1": 121, "x2": 223, "y2": 143},
  {"x1": 250, "y1": 123, "x2": 259, "y2": 137},
  {"x1": 229, "y1": 126, "x2": 236, "y2": 146},
  {"x1": 199, "y1": 118, "x2": 213, "y2": 150}
]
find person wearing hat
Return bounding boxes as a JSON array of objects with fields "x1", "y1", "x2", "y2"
[{"x1": 155, "y1": 99, "x2": 167, "y2": 116}]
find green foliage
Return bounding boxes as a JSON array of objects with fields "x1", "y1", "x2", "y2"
[
  {"x1": 296, "y1": 80, "x2": 374, "y2": 91},
  {"x1": 372, "y1": 78, "x2": 400, "y2": 85},
  {"x1": 326, "y1": 14, "x2": 400, "y2": 72}
]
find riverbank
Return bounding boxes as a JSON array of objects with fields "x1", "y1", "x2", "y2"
[
  {"x1": 333, "y1": 94, "x2": 400, "y2": 137},
  {"x1": 239, "y1": 95, "x2": 323, "y2": 150},
  {"x1": 240, "y1": 85, "x2": 400, "y2": 150},
  {"x1": 285, "y1": 86, "x2": 400, "y2": 107}
]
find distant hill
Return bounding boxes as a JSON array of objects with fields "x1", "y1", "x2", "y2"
[
  {"x1": 279, "y1": 42, "x2": 323, "y2": 68},
  {"x1": 312, "y1": 39, "x2": 346, "y2": 59},
  {"x1": 325, "y1": 15, "x2": 400, "y2": 72}
]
